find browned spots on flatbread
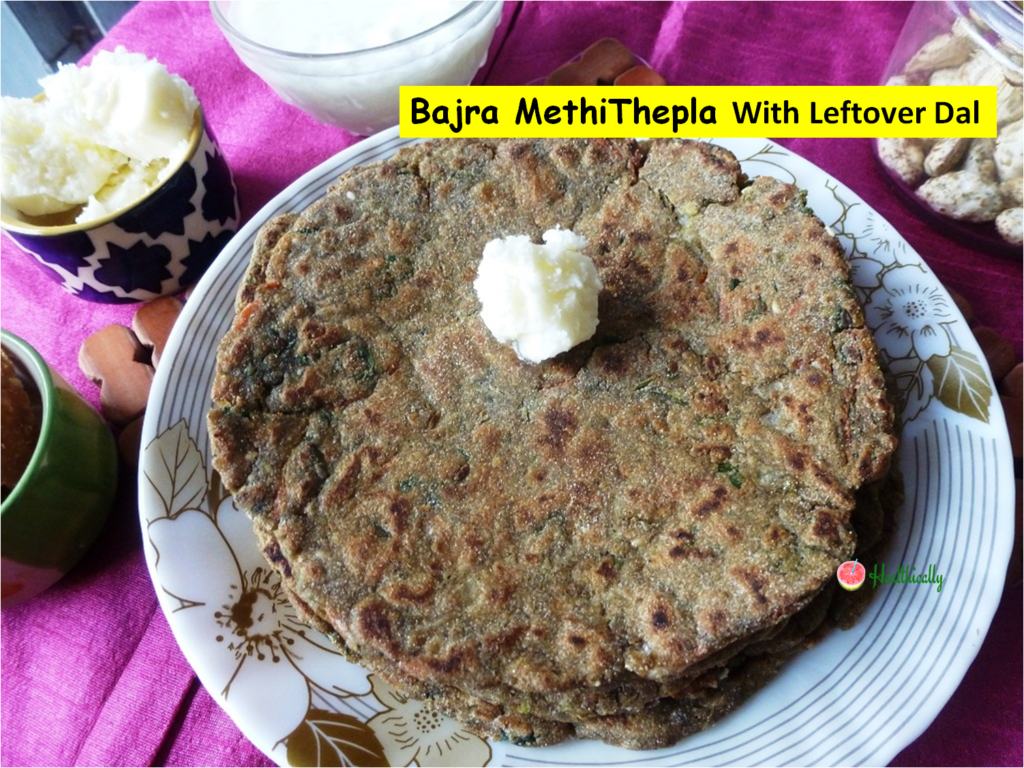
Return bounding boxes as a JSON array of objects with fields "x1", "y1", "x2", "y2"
[
  {"x1": 387, "y1": 497, "x2": 411, "y2": 535},
  {"x1": 383, "y1": 576, "x2": 436, "y2": 606},
  {"x1": 596, "y1": 559, "x2": 617, "y2": 580},
  {"x1": 425, "y1": 651, "x2": 465, "y2": 675},
  {"x1": 692, "y1": 486, "x2": 729, "y2": 518},
  {"x1": 357, "y1": 601, "x2": 399, "y2": 653},
  {"x1": 733, "y1": 568, "x2": 769, "y2": 606},
  {"x1": 700, "y1": 608, "x2": 729, "y2": 635},
  {"x1": 262, "y1": 541, "x2": 292, "y2": 578},
  {"x1": 669, "y1": 543, "x2": 715, "y2": 560},
  {"x1": 539, "y1": 402, "x2": 578, "y2": 454}
]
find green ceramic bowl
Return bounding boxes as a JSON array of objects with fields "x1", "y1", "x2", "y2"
[{"x1": 1, "y1": 330, "x2": 118, "y2": 607}]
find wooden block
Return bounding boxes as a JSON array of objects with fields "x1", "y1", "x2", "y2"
[
  {"x1": 545, "y1": 38, "x2": 637, "y2": 85},
  {"x1": 1011, "y1": 478, "x2": 1022, "y2": 584},
  {"x1": 78, "y1": 325, "x2": 154, "y2": 426},
  {"x1": 545, "y1": 62, "x2": 598, "y2": 86},
  {"x1": 1002, "y1": 362, "x2": 1022, "y2": 400},
  {"x1": 973, "y1": 326, "x2": 1016, "y2": 381},
  {"x1": 132, "y1": 296, "x2": 183, "y2": 370},
  {"x1": 614, "y1": 65, "x2": 667, "y2": 86},
  {"x1": 580, "y1": 38, "x2": 637, "y2": 84},
  {"x1": 1001, "y1": 394, "x2": 1022, "y2": 460},
  {"x1": 945, "y1": 286, "x2": 975, "y2": 325},
  {"x1": 118, "y1": 415, "x2": 145, "y2": 470}
]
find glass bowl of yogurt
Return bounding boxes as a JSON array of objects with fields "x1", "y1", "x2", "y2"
[{"x1": 210, "y1": 1, "x2": 504, "y2": 136}]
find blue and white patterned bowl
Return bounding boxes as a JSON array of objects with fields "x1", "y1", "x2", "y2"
[{"x1": 0, "y1": 108, "x2": 239, "y2": 304}]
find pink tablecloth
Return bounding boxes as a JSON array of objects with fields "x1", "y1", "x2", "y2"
[{"x1": 2, "y1": 3, "x2": 1020, "y2": 766}]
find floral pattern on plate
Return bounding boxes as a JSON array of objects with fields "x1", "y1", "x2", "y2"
[
  {"x1": 736, "y1": 143, "x2": 993, "y2": 426},
  {"x1": 796, "y1": 173, "x2": 993, "y2": 426},
  {"x1": 141, "y1": 420, "x2": 491, "y2": 767}
]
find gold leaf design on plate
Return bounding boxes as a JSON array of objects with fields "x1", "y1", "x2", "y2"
[
  {"x1": 365, "y1": 675, "x2": 492, "y2": 767},
  {"x1": 286, "y1": 708, "x2": 389, "y2": 767},
  {"x1": 887, "y1": 354, "x2": 936, "y2": 424},
  {"x1": 142, "y1": 418, "x2": 209, "y2": 520},
  {"x1": 736, "y1": 143, "x2": 798, "y2": 184},
  {"x1": 926, "y1": 346, "x2": 993, "y2": 423},
  {"x1": 208, "y1": 469, "x2": 232, "y2": 523}
]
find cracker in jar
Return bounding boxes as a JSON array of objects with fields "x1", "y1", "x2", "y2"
[{"x1": 1, "y1": 347, "x2": 40, "y2": 494}]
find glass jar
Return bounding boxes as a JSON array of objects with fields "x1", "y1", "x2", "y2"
[{"x1": 875, "y1": 1, "x2": 1022, "y2": 255}]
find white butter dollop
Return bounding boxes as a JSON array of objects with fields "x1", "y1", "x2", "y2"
[
  {"x1": 1, "y1": 47, "x2": 199, "y2": 222},
  {"x1": 473, "y1": 228, "x2": 603, "y2": 364}
]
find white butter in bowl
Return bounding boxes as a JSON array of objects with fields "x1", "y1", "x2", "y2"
[
  {"x1": 0, "y1": 48, "x2": 239, "y2": 304},
  {"x1": 474, "y1": 228, "x2": 603, "y2": 364},
  {"x1": 1, "y1": 47, "x2": 199, "y2": 224}
]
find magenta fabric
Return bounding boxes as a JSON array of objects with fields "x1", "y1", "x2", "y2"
[{"x1": 1, "y1": 3, "x2": 1020, "y2": 766}]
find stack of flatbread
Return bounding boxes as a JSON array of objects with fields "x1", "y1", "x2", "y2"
[{"x1": 209, "y1": 138, "x2": 898, "y2": 749}]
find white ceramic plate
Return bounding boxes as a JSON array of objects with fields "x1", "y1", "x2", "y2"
[{"x1": 139, "y1": 129, "x2": 1014, "y2": 767}]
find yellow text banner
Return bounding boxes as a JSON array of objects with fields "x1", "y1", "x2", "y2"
[{"x1": 399, "y1": 86, "x2": 996, "y2": 139}]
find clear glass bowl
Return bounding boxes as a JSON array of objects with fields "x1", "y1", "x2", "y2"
[
  {"x1": 210, "y1": 1, "x2": 504, "y2": 136},
  {"x1": 874, "y1": 1, "x2": 1022, "y2": 255}
]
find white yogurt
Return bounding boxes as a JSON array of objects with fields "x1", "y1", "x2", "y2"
[
  {"x1": 218, "y1": 1, "x2": 503, "y2": 135},
  {"x1": 227, "y1": 2, "x2": 474, "y2": 54}
]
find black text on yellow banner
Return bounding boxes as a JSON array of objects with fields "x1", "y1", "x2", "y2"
[{"x1": 399, "y1": 86, "x2": 996, "y2": 139}]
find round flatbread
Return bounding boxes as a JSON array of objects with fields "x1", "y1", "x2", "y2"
[{"x1": 209, "y1": 138, "x2": 897, "y2": 748}]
